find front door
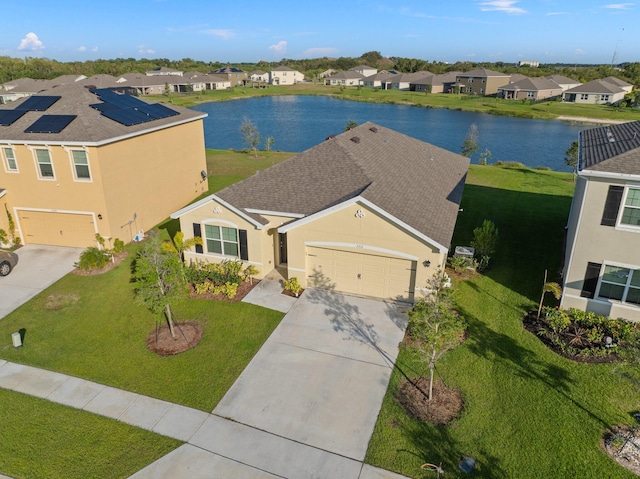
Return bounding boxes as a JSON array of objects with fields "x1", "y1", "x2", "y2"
[{"x1": 278, "y1": 233, "x2": 288, "y2": 265}]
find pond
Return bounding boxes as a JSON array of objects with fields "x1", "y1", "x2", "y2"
[{"x1": 192, "y1": 95, "x2": 588, "y2": 171}]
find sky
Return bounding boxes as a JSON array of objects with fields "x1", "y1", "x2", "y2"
[{"x1": 2, "y1": 1, "x2": 637, "y2": 65}]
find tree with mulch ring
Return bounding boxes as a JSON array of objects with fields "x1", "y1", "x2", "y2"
[
  {"x1": 603, "y1": 424, "x2": 640, "y2": 476},
  {"x1": 146, "y1": 320, "x2": 202, "y2": 356},
  {"x1": 396, "y1": 376, "x2": 463, "y2": 425}
]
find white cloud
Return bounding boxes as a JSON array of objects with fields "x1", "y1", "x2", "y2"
[
  {"x1": 18, "y1": 32, "x2": 45, "y2": 51},
  {"x1": 604, "y1": 3, "x2": 634, "y2": 9},
  {"x1": 200, "y1": 29, "x2": 235, "y2": 40},
  {"x1": 138, "y1": 47, "x2": 156, "y2": 55},
  {"x1": 478, "y1": 1, "x2": 527, "y2": 14},
  {"x1": 546, "y1": 11, "x2": 569, "y2": 15},
  {"x1": 301, "y1": 47, "x2": 339, "y2": 57},
  {"x1": 91, "y1": 47, "x2": 98, "y2": 52},
  {"x1": 268, "y1": 40, "x2": 287, "y2": 54},
  {"x1": 77, "y1": 46, "x2": 87, "y2": 52}
]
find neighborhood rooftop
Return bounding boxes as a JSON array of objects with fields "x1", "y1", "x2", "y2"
[
  {"x1": 580, "y1": 120, "x2": 640, "y2": 174},
  {"x1": 215, "y1": 122, "x2": 469, "y2": 249}
]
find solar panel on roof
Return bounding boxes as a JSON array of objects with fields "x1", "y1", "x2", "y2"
[
  {"x1": 16, "y1": 96, "x2": 60, "y2": 111},
  {"x1": 0, "y1": 110, "x2": 27, "y2": 126},
  {"x1": 90, "y1": 89, "x2": 180, "y2": 127},
  {"x1": 24, "y1": 115, "x2": 76, "y2": 133}
]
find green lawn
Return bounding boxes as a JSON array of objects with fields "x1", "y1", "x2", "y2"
[
  {"x1": 365, "y1": 165, "x2": 640, "y2": 478},
  {"x1": 0, "y1": 389, "x2": 180, "y2": 479},
  {"x1": 147, "y1": 83, "x2": 640, "y2": 122}
]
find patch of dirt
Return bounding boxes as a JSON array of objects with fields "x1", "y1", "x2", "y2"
[
  {"x1": 188, "y1": 279, "x2": 260, "y2": 302},
  {"x1": 73, "y1": 252, "x2": 129, "y2": 276},
  {"x1": 522, "y1": 311, "x2": 621, "y2": 364},
  {"x1": 604, "y1": 424, "x2": 640, "y2": 476},
  {"x1": 146, "y1": 320, "x2": 202, "y2": 356},
  {"x1": 44, "y1": 294, "x2": 79, "y2": 310},
  {"x1": 396, "y1": 376, "x2": 463, "y2": 426},
  {"x1": 282, "y1": 288, "x2": 304, "y2": 298}
]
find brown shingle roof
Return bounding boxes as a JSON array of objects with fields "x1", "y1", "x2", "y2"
[
  {"x1": 565, "y1": 79, "x2": 626, "y2": 94},
  {"x1": 580, "y1": 121, "x2": 640, "y2": 174},
  {"x1": 0, "y1": 83, "x2": 205, "y2": 144},
  {"x1": 217, "y1": 122, "x2": 469, "y2": 249}
]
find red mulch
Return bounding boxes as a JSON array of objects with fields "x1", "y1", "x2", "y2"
[
  {"x1": 187, "y1": 279, "x2": 260, "y2": 302},
  {"x1": 396, "y1": 376, "x2": 464, "y2": 425},
  {"x1": 72, "y1": 252, "x2": 129, "y2": 276},
  {"x1": 146, "y1": 320, "x2": 202, "y2": 356}
]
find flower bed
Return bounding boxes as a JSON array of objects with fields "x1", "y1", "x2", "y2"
[
  {"x1": 185, "y1": 259, "x2": 259, "y2": 300},
  {"x1": 523, "y1": 307, "x2": 639, "y2": 363}
]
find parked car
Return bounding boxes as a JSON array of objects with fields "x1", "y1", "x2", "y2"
[{"x1": 0, "y1": 250, "x2": 18, "y2": 276}]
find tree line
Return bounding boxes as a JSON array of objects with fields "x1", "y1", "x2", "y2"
[{"x1": 1, "y1": 52, "x2": 639, "y2": 88}]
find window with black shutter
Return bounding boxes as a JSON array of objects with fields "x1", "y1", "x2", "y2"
[
  {"x1": 193, "y1": 223, "x2": 203, "y2": 254},
  {"x1": 580, "y1": 262, "x2": 601, "y2": 298},
  {"x1": 601, "y1": 186, "x2": 623, "y2": 226}
]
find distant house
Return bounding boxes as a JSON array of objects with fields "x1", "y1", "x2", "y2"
[
  {"x1": 210, "y1": 67, "x2": 248, "y2": 86},
  {"x1": 171, "y1": 122, "x2": 469, "y2": 304},
  {"x1": 0, "y1": 84, "x2": 207, "y2": 248},
  {"x1": 326, "y1": 71, "x2": 364, "y2": 86},
  {"x1": 389, "y1": 72, "x2": 432, "y2": 91},
  {"x1": 146, "y1": 67, "x2": 183, "y2": 77},
  {"x1": 269, "y1": 66, "x2": 304, "y2": 85},
  {"x1": 563, "y1": 77, "x2": 632, "y2": 105},
  {"x1": 518, "y1": 61, "x2": 539, "y2": 68},
  {"x1": 318, "y1": 69, "x2": 337, "y2": 79},
  {"x1": 411, "y1": 72, "x2": 460, "y2": 94},
  {"x1": 561, "y1": 120, "x2": 640, "y2": 321},
  {"x1": 349, "y1": 65, "x2": 377, "y2": 77},
  {"x1": 455, "y1": 68, "x2": 511, "y2": 95},
  {"x1": 249, "y1": 70, "x2": 268, "y2": 83},
  {"x1": 361, "y1": 71, "x2": 398, "y2": 89},
  {"x1": 497, "y1": 77, "x2": 563, "y2": 101}
]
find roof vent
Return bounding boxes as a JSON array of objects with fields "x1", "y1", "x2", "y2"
[
  {"x1": 369, "y1": 127, "x2": 378, "y2": 133},
  {"x1": 350, "y1": 136, "x2": 360, "y2": 143},
  {"x1": 606, "y1": 128, "x2": 615, "y2": 143}
]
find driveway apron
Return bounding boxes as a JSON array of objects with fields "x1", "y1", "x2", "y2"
[{"x1": 214, "y1": 288, "x2": 408, "y2": 461}]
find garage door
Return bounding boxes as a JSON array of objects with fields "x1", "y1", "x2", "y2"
[
  {"x1": 306, "y1": 246, "x2": 415, "y2": 302},
  {"x1": 18, "y1": 211, "x2": 96, "y2": 247}
]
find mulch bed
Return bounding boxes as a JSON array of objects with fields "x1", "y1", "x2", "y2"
[
  {"x1": 396, "y1": 376, "x2": 463, "y2": 426},
  {"x1": 282, "y1": 288, "x2": 304, "y2": 298},
  {"x1": 187, "y1": 279, "x2": 260, "y2": 302},
  {"x1": 522, "y1": 311, "x2": 621, "y2": 364},
  {"x1": 72, "y1": 252, "x2": 129, "y2": 276},
  {"x1": 146, "y1": 320, "x2": 202, "y2": 356},
  {"x1": 603, "y1": 424, "x2": 640, "y2": 476}
]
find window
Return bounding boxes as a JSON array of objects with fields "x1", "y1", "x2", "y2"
[
  {"x1": 580, "y1": 94, "x2": 589, "y2": 100},
  {"x1": 35, "y1": 148, "x2": 54, "y2": 178},
  {"x1": 621, "y1": 188, "x2": 640, "y2": 226},
  {"x1": 71, "y1": 150, "x2": 90, "y2": 180},
  {"x1": 601, "y1": 94, "x2": 610, "y2": 102},
  {"x1": 3, "y1": 147, "x2": 17, "y2": 172},
  {"x1": 469, "y1": 78, "x2": 474, "y2": 83},
  {"x1": 466, "y1": 87, "x2": 471, "y2": 93},
  {"x1": 598, "y1": 265, "x2": 640, "y2": 305},
  {"x1": 527, "y1": 91, "x2": 535, "y2": 98},
  {"x1": 204, "y1": 225, "x2": 239, "y2": 256}
]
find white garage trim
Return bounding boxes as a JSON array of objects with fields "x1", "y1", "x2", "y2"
[{"x1": 305, "y1": 241, "x2": 419, "y2": 261}]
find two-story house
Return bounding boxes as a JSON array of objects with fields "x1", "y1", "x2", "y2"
[
  {"x1": 561, "y1": 120, "x2": 640, "y2": 321},
  {"x1": 269, "y1": 66, "x2": 304, "y2": 85},
  {"x1": 455, "y1": 68, "x2": 511, "y2": 96},
  {"x1": 0, "y1": 84, "x2": 207, "y2": 248}
]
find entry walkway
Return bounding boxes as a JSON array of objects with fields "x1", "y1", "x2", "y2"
[{"x1": 0, "y1": 288, "x2": 411, "y2": 478}]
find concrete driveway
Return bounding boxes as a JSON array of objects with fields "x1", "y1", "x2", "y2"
[
  {"x1": 0, "y1": 244, "x2": 82, "y2": 319},
  {"x1": 212, "y1": 288, "x2": 408, "y2": 461}
]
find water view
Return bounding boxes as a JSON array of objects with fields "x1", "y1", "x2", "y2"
[{"x1": 192, "y1": 95, "x2": 588, "y2": 171}]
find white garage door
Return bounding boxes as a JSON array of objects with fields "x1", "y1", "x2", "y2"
[
  {"x1": 18, "y1": 211, "x2": 96, "y2": 247},
  {"x1": 306, "y1": 246, "x2": 415, "y2": 302}
]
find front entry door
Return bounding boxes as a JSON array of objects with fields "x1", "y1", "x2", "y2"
[{"x1": 278, "y1": 233, "x2": 288, "y2": 264}]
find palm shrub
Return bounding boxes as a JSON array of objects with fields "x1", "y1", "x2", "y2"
[
  {"x1": 76, "y1": 247, "x2": 109, "y2": 271},
  {"x1": 284, "y1": 277, "x2": 302, "y2": 297}
]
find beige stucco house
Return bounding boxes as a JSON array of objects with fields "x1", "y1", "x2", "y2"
[
  {"x1": 171, "y1": 122, "x2": 469, "y2": 303},
  {"x1": 561, "y1": 121, "x2": 640, "y2": 321},
  {"x1": 0, "y1": 84, "x2": 207, "y2": 248},
  {"x1": 497, "y1": 77, "x2": 563, "y2": 101},
  {"x1": 326, "y1": 71, "x2": 364, "y2": 86},
  {"x1": 562, "y1": 77, "x2": 632, "y2": 105}
]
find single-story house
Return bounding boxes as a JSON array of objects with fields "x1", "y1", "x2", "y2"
[
  {"x1": 563, "y1": 77, "x2": 632, "y2": 105},
  {"x1": 361, "y1": 71, "x2": 398, "y2": 89},
  {"x1": 411, "y1": 72, "x2": 460, "y2": 94},
  {"x1": 497, "y1": 77, "x2": 564, "y2": 101},
  {"x1": 171, "y1": 122, "x2": 469, "y2": 303},
  {"x1": 325, "y1": 71, "x2": 364, "y2": 86}
]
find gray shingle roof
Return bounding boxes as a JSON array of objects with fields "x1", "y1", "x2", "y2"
[
  {"x1": 498, "y1": 77, "x2": 562, "y2": 91},
  {"x1": 565, "y1": 78, "x2": 625, "y2": 94},
  {"x1": 457, "y1": 68, "x2": 509, "y2": 78},
  {"x1": 0, "y1": 83, "x2": 205, "y2": 144},
  {"x1": 217, "y1": 122, "x2": 469, "y2": 249},
  {"x1": 580, "y1": 121, "x2": 640, "y2": 174}
]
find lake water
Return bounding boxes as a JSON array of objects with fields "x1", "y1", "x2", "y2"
[{"x1": 192, "y1": 95, "x2": 587, "y2": 171}]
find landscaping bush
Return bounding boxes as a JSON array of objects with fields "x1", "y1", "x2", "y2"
[
  {"x1": 76, "y1": 247, "x2": 109, "y2": 272},
  {"x1": 186, "y1": 260, "x2": 246, "y2": 299}
]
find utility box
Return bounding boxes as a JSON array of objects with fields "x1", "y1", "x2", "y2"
[
  {"x1": 454, "y1": 246, "x2": 475, "y2": 259},
  {"x1": 12, "y1": 332, "x2": 22, "y2": 348}
]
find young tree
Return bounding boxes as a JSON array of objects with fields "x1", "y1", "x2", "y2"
[
  {"x1": 264, "y1": 136, "x2": 275, "y2": 152},
  {"x1": 537, "y1": 269, "x2": 562, "y2": 319},
  {"x1": 134, "y1": 234, "x2": 188, "y2": 339},
  {"x1": 565, "y1": 141, "x2": 579, "y2": 181},
  {"x1": 240, "y1": 117, "x2": 261, "y2": 158},
  {"x1": 461, "y1": 123, "x2": 479, "y2": 158},
  {"x1": 470, "y1": 219, "x2": 498, "y2": 269},
  {"x1": 408, "y1": 270, "x2": 465, "y2": 402},
  {"x1": 479, "y1": 148, "x2": 492, "y2": 166}
]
